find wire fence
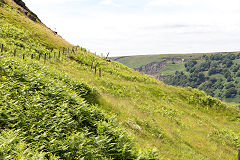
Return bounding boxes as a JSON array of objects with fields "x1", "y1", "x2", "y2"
[
  {"x1": 0, "y1": 43, "x2": 103, "y2": 77},
  {"x1": 0, "y1": 43, "x2": 79, "y2": 62}
]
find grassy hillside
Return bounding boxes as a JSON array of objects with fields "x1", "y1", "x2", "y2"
[
  {"x1": 160, "y1": 62, "x2": 186, "y2": 76},
  {"x1": 0, "y1": 1, "x2": 153, "y2": 159},
  {"x1": 0, "y1": 0, "x2": 240, "y2": 159},
  {"x1": 59, "y1": 53, "x2": 240, "y2": 160},
  {"x1": 112, "y1": 53, "x2": 207, "y2": 69},
  {"x1": 0, "y1": 0, "x2": 71, "y2": 49},
  {"x1": 113, "y1": 52, "x2": 240, "y2": 105},
  {"x1": 112, "y1": 52, "x2": 239, "y2": 69}
]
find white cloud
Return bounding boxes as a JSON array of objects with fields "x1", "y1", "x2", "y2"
[
  {"x1": 147, "y1": 0, "x2": 190, "y2": 6},
  {"x1": 100, "y1": 0, "x2": 120, "y2": 7},
  {"x1": 147, "y1": 0, "x2": 240, "y2": 12},
  {"x1": 100, "y1": 0, "x2": 112, "y2": 5}
]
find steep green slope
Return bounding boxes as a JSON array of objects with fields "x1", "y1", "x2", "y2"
[
  {"x1": 0, "y1": 0, "x2": 71, "y2": 50},
  {"x1": 0, "y1": 57, "x2": 153, "y2": 159},
  {"x1": 0, "y1": 0, "x2": 155, "y2": 159},
  {"x1": 54, "y1": 49, "x2": 240, "y2": 160},
  {"x1": 0, "y1": 0, "x2": 240, "y2": 159}
]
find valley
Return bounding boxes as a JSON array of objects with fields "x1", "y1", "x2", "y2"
[
  {"x1": 113, "y1": 52, "x2": 240, "y2": 105},
  {"x1": 0, "y1": 0, "x2": 239, "y2": 159}
]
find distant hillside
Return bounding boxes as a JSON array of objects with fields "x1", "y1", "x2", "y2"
[
  {"x1": 112, "y1": 53, "x2": 206, "y2": 69},
  {"x1": 164, "y1": 53, "x2": 240, "y2": 105},
  {"x1": 112, "y1": 52, "x2": 240, "y2": 104},
  {"x1": 0, "y1": 0, "x2": 240, "y2": 159}
]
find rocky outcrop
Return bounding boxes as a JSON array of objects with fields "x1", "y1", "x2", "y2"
[
  {"x1": 135, "y1": 61, "x2": 167, "y2": 75},
  {"x1": 135, "y1": 57, "x2": 204, "y2": 80},
  {"x1": 14, "y1": 0, "x2": 29, "y2": 11},
  {"x1": 13, "y1": 0, "x2": 41, "y2": 22},
  {"x1": 12, "y1": 0, "x2": 58, "y2": 35},
  {"x1": 134, "y1": 58, "x2": 185, "y2": 75}
]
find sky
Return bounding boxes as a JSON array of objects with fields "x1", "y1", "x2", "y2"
[{"x1": 24, "y1": 0, "x2": 240, "y2": 57}]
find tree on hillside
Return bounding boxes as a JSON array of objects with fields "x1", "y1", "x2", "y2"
[
  {"x1": 223, "y1": 60, "x2": 234, "y2": 68},
  {"x1": 208, "y1": 67, "x2": 217, "y2": 76},
  {"x1": 225, "y1": 87, "x2": 237, "y2": 98},
  {"x1": 226, "y1": 83, "x2": 235, "y2": 89},
  {"x1": 224, "y1": 71, "x2": 231, "y2": 79},
  {"x1": 232, "y1": 65, "x2": 239, "y2": 72},
  {"x1": 225, "y1": 53, "x2": 236, "y2": 60},
  {"x1": 185, "y1": 60, "x2": 197, "y2": 71},
  {"x1": 199, "y1": 61, "x2": 211, "y2": 71},
  {"x1": 210, "y1": 54, "x2": 223, "y2": 60},
  {"x1": 236, "y1": 71, "x2": 240, "y2": 77}
]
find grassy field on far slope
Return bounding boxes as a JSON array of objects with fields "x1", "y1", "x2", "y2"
[{"x1": 112, "y1": 53, "x2": 207, "y2": 69}]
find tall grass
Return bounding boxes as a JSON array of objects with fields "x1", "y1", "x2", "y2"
[{"x1": 0, "y1": 0, "x2": 239, "y2": 159}]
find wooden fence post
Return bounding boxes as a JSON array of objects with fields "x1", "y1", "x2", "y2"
[
  {"x1": 14, "y1": 49, "x2": 16, "y2": 57},
  {"x1": 23, "y1": 54, "x2": 25, "y2": 60},
  {"x1": 99, "y1": 68, "x2": 101, "y2": 77},
  {"x1": 91, "y1": 61, "x2": 94, "y2": 70},
  {"x1": 44, "y1": 53, "x2": 46, "y2": 63},
  {"x1": 95, "y1": 65, "x2": 97, "y2": 74},
  {"x1": 238, "y1": 148, "x2": 240, "y2": 160},
  {"x1": 94, "y1": 63, "x2": 100, "y2": 74},
  {"x1": 1, "y1": 44, "x2": 3, "y2": 52}
]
